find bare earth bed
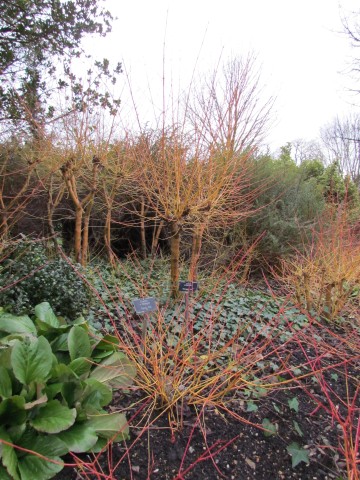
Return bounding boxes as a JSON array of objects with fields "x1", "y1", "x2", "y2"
[{"x1": 55, "y1": 320, "x2": 359, "y2": 480}]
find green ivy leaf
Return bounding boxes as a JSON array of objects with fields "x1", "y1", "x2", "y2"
[
  {"x1": 293, "y1": 421, "x2": 303, "y2": 437},
  {"x1": 288, "y1": 397, "x2": 299, "y2": 413},
  {"x1": 287, "y1": 442, "x2": 309, "y2": 468},
  {"x1": 262, "y1": 418, "x2": 277, "y2": 436},
  {"x1": 68, "y1": 326, "x2": 91, "y2": 361},
  {"x1": 30, "y1": 400, "x2": 76, "y2": 434},
  {"x1": 246, "y1": 401, "x2": 258, "y2": 412},
  {"x1": 11, "y1": 337, "x2": 52, "y2": 384}
]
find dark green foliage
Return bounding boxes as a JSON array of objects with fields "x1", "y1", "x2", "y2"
[
  {"x1": 319, "y1": 161, "x2": 360, "y2": 207},
  {"x1": 234, "y1": 145, "x2": 360, "y2": 266},
  {"x1": 0, "y1": 240, "x2": 91, "y2": 318},
  {"x1": 0, "y1": 0, "x2": 120, "y2": 135},
  {"x1": 0, "y1": 0, "x2": 112, "y2": 72},
  {"x1": 239, "y1": 149, "x2": 325, "y2": 263}
]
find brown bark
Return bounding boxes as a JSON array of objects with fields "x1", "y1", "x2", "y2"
[
  {"x1": 140, "y1": 196, "x2": 147, "y2": 259},
  {"x1": 151, "y1": 219, "x2": 164, "y2": 257},
  {"x1": 74, "y1": 205, "x2": 83, "y2": 263},
  {"x1": 82, "y1": 198, "x2": 94, "y2": 266},
  {"x1": 47, "y1": 178, "x2": 65, "y2": 251},
  {"x1": 104, "y1": 207, "x2": 115, "y2": 265},
  {"x1": 189, "y1": 222, "x2": 206, "y2": 281},
  {"x1": 60, "y1": 156, "x2": 101, "y2": 266}
]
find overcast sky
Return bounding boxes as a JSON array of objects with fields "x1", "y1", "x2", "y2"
[{"x1": 84, "y1": 0, "x2": 360, "y2": 152}]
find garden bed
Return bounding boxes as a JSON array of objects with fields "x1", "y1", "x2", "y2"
[{"x1": 55, "y1": 317, "x2": 359, "y2": 480}]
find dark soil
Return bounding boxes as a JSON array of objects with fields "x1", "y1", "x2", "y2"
[{"x1": 55, "y1": 330, "x2": 359, "y2": 480}]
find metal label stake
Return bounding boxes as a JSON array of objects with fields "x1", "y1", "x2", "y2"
[
  {"x1": 132, "y1": 297, "x2": 157, "y2": 355},
  {"x1": 179, "y1": 281, "x2": 199, "y2": 325}
]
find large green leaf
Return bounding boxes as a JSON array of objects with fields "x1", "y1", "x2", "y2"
[
  {"x1": 68, "y1": 326, "x2": 91, "y2": 361},
  {"x1": 0, "y1": 465, "x2": 11, "y2": 479},
  {"x1": 0, "y1": 314, "x2": 36, "y2": 336},
  {"x1": 50, "y1": 333, "x2": 69, "y2": 352},
  {"x1": 34, "y1": 303, "x2": 59, "y2": 328},
  {"x1": 61, "y1": 379, "x2": 84, "y2": 407},
  {"x1": 18, "y1": 431, "x2": 68, "y2": 457},
  {"x1": 68, "y1": 357, "x2": 92, "y2": 378},
  {"x1": 44, "y1": 383, "x2": 62, "y2": 401},
  {"x1": 11, "y1": 337, "x2": 53, "y2": 385},
  {"x1": 18, "y1": 455, "x2": 63, "y2": 480},
  {"x1": 58, "y1": 424, "x2": 98, "y2": 453},
  {"x1": 90, "y1": 352, "x2": 136, "y2": 388},
  {"x1": 87, "y1": 412, "x2": 129, "y2": 441},
  {"x1": 30, "y1": 400, "x2": 76, "y2": 434},
  {"x1": 0, "y1": 396, "x2": 26, "y2": 426},
  {"x1": 81, "y1": 378, "x2": 112, "y2": 410},
  {"x1": 0, "y1": 349, "x2": 12, "y2": 370},
  {"x1": 91, "y1": 335, "x2": 119, "y2": 361},
  {"x1": 51, "y1": 363, "x2": 76, "y2": 382},
  {"x1": 7, "y1": 424, "x2": 26, "y2": 443},
  {"x1": 0, "y1": 367, "x2": 12, "y2": 399},
  {"x1": 89, "y1": 436, "x2": 108, "y2": 453},
  {"x1": 0, "y1": 427, "x2": 19, "y2": 480},
  {"x1": 95, "y1": 334, "x2": 120, "y2": 348}
]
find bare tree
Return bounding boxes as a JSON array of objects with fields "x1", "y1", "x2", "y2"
[
  {"x1": 292, "y1": 138, "x2": 326, "y2": 165},
  {"x1": 321, "y1": 114, "x2": 360, "y2": 187},
  {"x1": 186, "y1": 55, "x2": 275, "y2": 156},
  {"x1": 341, "y1": 7, "x2": 360, "y2": 95}
]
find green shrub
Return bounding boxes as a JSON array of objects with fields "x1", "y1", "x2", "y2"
[
  {"x1": 0, "y1": 240, "x2": 91, "y2": 318},
  {"x1": 237, "y1": 152, "x2": 325, "y2": 264},
  {"x1": 0, "y1": 302, "x2": 136, "y2": 480}
]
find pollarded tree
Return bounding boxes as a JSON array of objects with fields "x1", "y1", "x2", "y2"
[
  {"x1": 55, "y1": 106, "x2": 114, "y2": 266},
  {"x1": 130, "y1": 127, "x2": 258, "y2": 297},
  {"x1": 183, "y1": 55, "x2": 274, "y2": 278}
]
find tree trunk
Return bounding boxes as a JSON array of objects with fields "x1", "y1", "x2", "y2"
[
  {"x1": 74, "y1": 206, "x2": 83, "y2": 264},
  {"x1": 81, "y1": 200, "x2": 93, "y2": 266},
  {"x1": 170, "y1": 220, "x2": 181, "y2": 298},
  {"x1": 0, "y1": 192, "x2": 8, "y2": 239},
  {"x1": 46, "y1": 178, "x2": 64, "y2": 251},
  {"x1": 104, "y1": 207, "x2": 115, "y2": 265},
  {"x1": 151, "y1": 219, "x2": 164, "y2": 257},
  {"x1": 140, "y1": 196, "x2": 147, "y2": 259},
  {"x1": 189, "y1": 223, "x2": 206, "y2": 281}
]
